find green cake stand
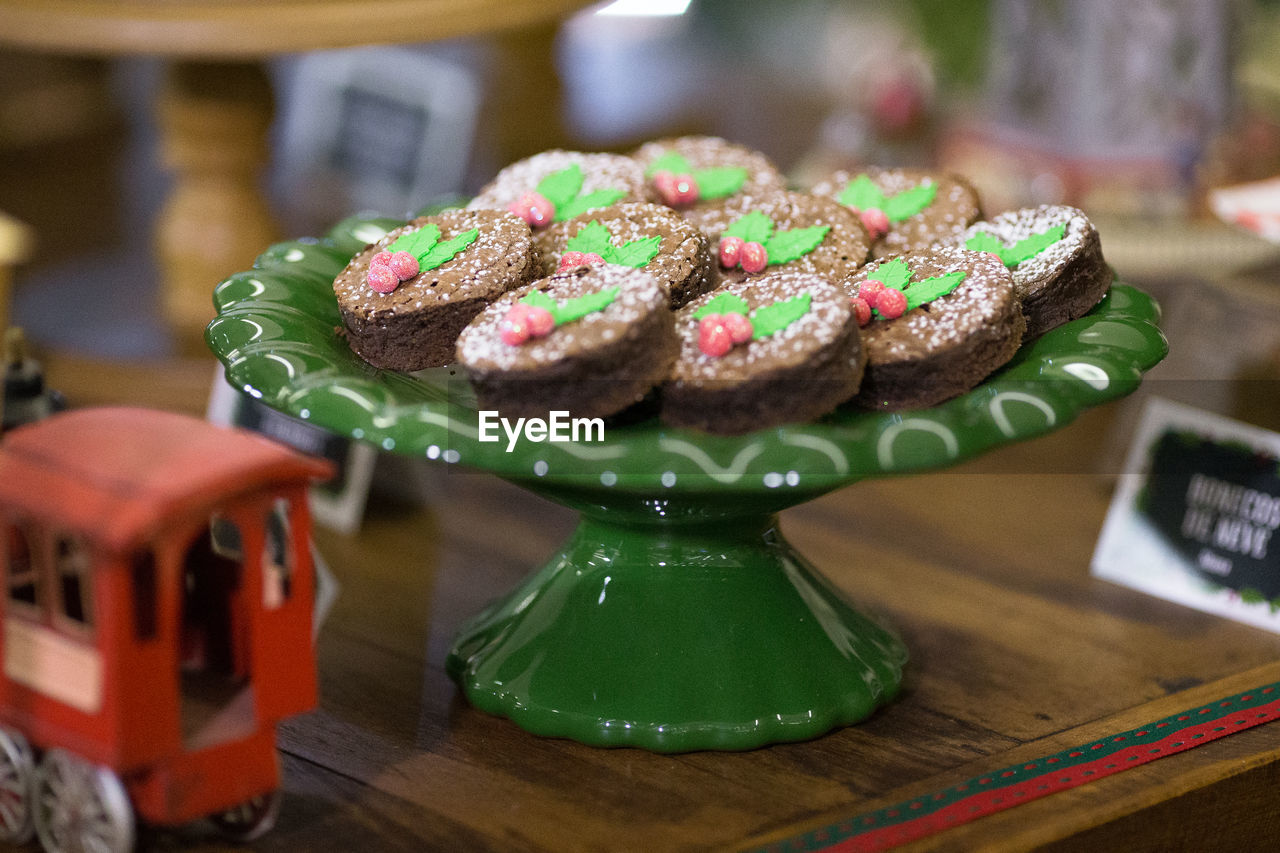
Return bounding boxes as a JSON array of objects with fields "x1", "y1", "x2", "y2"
[{"x1": 206, "y1": 214, "x2": 1168, "y2": 753}]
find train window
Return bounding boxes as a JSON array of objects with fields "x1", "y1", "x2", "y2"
[
  {"x1": 263, "y1": 500, "x2": 293, "y2": 610},
  {"x1": 209, "y1": 514, "x2": 243, "y2": 561},
  {"x1": 4, "y1": 524, "x2": 39, "y2": 611},
  {"x1": 132, "y1": 550, "x2": 158, "y2": 640},
  {"x1": 53, "y1": 534, "x2": 93, "y2": 630}
]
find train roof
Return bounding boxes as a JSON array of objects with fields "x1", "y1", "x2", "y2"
[{"x1": 0, "y1": 407, "x2": 332, "y2": 552}]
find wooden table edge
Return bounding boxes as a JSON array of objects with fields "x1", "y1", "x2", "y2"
[{"x1": 740, "y1": 660, "x2": 1280, "y2": 852}]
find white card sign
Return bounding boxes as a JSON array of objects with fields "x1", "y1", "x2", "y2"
[{"x1": 1092, "y1": 396, "x2": 1280, "y2": 632}]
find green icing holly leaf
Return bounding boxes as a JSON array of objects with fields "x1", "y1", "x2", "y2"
[
  {"x1": 520, "y1": 289, "x2": 558, "y2": 313},
  {"x1": 693, "y1": 291, "x2": 750, "y2": 320},
  {"x1": 837, "y1": 174, "x2": 936, "y2": 222},
  {"x1": 646, "y1": 151, "x2": 747, "y2": 199},
  {"x1": 751, "y1": 292, "x2": 812, "y2": 339},
  {"x1": 866, "y1": 257, "x2": 911, "y2": 291},
  {"x1": 765, "y1": 225, "x2": 829, "y2": 264},
  {"x1": 904, "y1": 272, "x2": 966, "y2": 311},
  {"x1": 387, "y1": 223, "x2": 441, "y2": 258},
  {"x1": 520, "y1": 285, "x2": 621, "y2": 327},
  {"x1": 536, "y1": 164, "x2": 585, "y2": 209},
  {"x1": 837, "y1": 174, "x2": 885, "y2": 211},
  {"x1": 964, "y1": 230, "x2": 1004, "y2": 257},
  {"x1": 419, "y1": 227, "x2": 478, "y2": 270},
  {"x1": 607, "y1": 235, "x2": 661, "y2": 267},
  {"x1": 646, "y1": 151, "x2": 691, "y2": 176},
  {"x1": 863, "y1": 258, "x2": 966, "y2": 316},
  {"x1": 722, "y1": 210, "x2": 774, "y2": 244},
  {"x1": 721, "y1": 213, "x2": 828, "y2": 266},
  {"x1": 386, "y1": 224, "x2": 478, "y2": 272},
  {"x1": 558, "y1": 188, "x2": 627, "y2": 221},
  {"x1": 553, "y1": 286, "x2": 620, "y2": 325},
  {"x1": 965, "y1": 222, "x2": 1067, "y2": 267},
  {"x1": 882, "y1": 182, "x2": 937, "y2": 222},
  {"x1": 694, "y1": 166, "x2": 748, "y2": 200},
  {"x1": 564, "y1": 220, "x2": 611, "y2": 256},
  {"x1": 564, "y1": 221, "x2": 661, "y2": 268},
  {"x1": 533, "y1": 164, "x2": 626, "y2": 220}
]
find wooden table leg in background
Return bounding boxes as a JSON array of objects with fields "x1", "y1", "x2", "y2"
[{"x1": 156, "y1": 60, "x2": 279, "y2": 354}]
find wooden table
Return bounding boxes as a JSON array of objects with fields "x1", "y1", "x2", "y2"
[
  {"x1": 0, "y1": 0, "x2": 593, "y2": 352},
  {"x1": 39, "y1": 352, "x2": 1280, "y2": 851}
]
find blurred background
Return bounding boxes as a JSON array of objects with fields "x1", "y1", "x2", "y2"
[{"x1": 1, "y1": 0, "x2": 1280, "y2": 391}]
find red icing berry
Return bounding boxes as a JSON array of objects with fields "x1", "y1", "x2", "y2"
[
  {"x1": 557, "y1": 251, "x2": 605, "y2": 272},
  {"x1": 371, "y1": 251, "x2": 394, "y2": 268},
  {"x1": 508, "y1": 192, "x2": 555, "y2": 228},
  {"x1": 500, "y1": 303, "x2": 533, "y2": 346},
  {"x1": 851, "y1": 295, "x2": 872, "y2": 327},
  {"x1": 672, "y1": 172, "x2": 699, "y2": 206},
  {"x1": 698, "y1": 314, "x2": 734, "y2": 358},
  {"x1": 500, "y1": 302, "x2": 556, "y2": 345},
  {"x1": 718, "y1": 236, "x2": 744, "y2": 269},
  {"x1": 860, "y1": 208, "x2": 890, "y2": 240},
  {"x1": 740, "y1": 241, "x2": 768, "y2": 274},
  {"x1": 525, "y1": 305, "x2": 555, "y2": 337},
  {"x1": 877, "y1": 287, "x2": 907, "y2": 319},
  {"x1": 367, "y1": 264, "x2": 399, "y2": 293},
  {"x1": 389, "y1": 250, "x2": 419, "y2": 280},
  {"x1": 653, "y1": 170, "x2": 678, "y2": 202},
  {"x1": 858, "y1": 279, "x2": 886, "y2": 307},
  {"x1": 722, "y1": 311, "x2": 753, "y2": 344},
  {"x1": 654, "y1": 170, "x2": 700, "y2": 207}
]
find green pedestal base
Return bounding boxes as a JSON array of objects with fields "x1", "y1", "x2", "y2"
[{"x1": 445, "y1": 512, "x2": 906, "y2": 753}]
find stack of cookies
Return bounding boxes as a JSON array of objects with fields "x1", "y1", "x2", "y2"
[{"x1": 331, "y1": 137, "x2": 1113, "y2": 434}]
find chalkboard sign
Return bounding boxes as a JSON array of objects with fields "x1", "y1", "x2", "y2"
[
  {"x1": 274, "y1": 47, "x2": 480, "y2": 227},
  {"x1": 1093, "y1": 397, "x2": 1280, "y2": 633},
  {"x1": 1142, "y1": 431, "x2": 1280, "y2": 599}
]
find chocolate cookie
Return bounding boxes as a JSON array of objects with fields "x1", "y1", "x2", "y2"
[
  {"x1": 333, "y1": 208, "x2": 538, "y2": 371},
  {"x1": 631, "y1": 135, "x2": 787, "y2": 211},
  {"x1": 846, "y1": 247, "x2": 1024, "y2": 411},
  {"x1": 534, "y1": 202, "x2": 713, "y2": 308},
  {"x1": 810, "y1": 168, "x2": 981, "y2": 259},
  {"x1": 684, "y1": 191, "x2": 870, "y2": 289},
  {"x1": 456, "y1": 265, "x2": 677, "y2": 420},
  {"x1": 662, "y1": 273, "x2": 863, "y2": 435},
  {"x1": 468, "y1": 150, "x2": 651, "y2": 230},
  {"x1": 961, "y1": 205, "x2": 1110, "y2": 338}
]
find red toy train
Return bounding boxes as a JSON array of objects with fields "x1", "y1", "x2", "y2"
[{"x1": 0, "y1": 407, "x2": 330, "y2": 852}]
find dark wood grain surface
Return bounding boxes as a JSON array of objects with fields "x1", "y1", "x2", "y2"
[{"x1": 25, "y1": 354, "x2": 1280, "y2": 852}]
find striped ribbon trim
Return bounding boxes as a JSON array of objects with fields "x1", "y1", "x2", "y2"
[{"x1": 752, "y1": 683, "x2": 1280, "y2": 853}]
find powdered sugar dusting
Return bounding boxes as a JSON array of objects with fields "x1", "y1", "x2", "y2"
[
  {"x1": 333, "y1": 209, "x2": 534, "y2": 319},
  {"x1": 468, "y1": 150, "x2": 651, "y2": 212},
  {"x1": 960, "y1": 204, "x2": 1095, "y2": 291},
  {"x1": 684, "y1": 191, "x2": 869, "y2": 287},
  {"x1": 632, "y1": 135, "x2": 786, "y2": 201},
  {"x1": 535, "y1": 202, "x2": 710, "y2": 300},
  {"x1": 809, "y1": 168, "x2": 981, "y2": 256},
  {"x1": 851, "y1": 246, "x2": 1016, "y2": 359},
  {"x1": 670, "y1": 273, "x2": 855, "y2": 385},
  {"x1": 457, "y1": 264, "x2": 669, "y2": 372}
]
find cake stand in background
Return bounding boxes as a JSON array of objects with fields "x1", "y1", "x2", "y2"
[
  {"x1": 205, "y1": 214, "x2": 1167, "y2": 753},
  {"x1": 0, "y1": 0, "x2": 594, "y2": 352}
]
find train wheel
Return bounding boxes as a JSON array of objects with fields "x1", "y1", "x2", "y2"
[
  {"x1": 209, "y1": 790, "x2": 281, "y2": 842},
  {"x1": 32, "y1": 749, "x2": 135, "y2": 853},
  {"x1": 0, "y1": 726, "x2": 35, "y2": 843}
]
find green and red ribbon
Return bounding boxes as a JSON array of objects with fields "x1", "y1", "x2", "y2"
[{"x1": 750, "y1": 682, "x2": 1280, "y2": 853}]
